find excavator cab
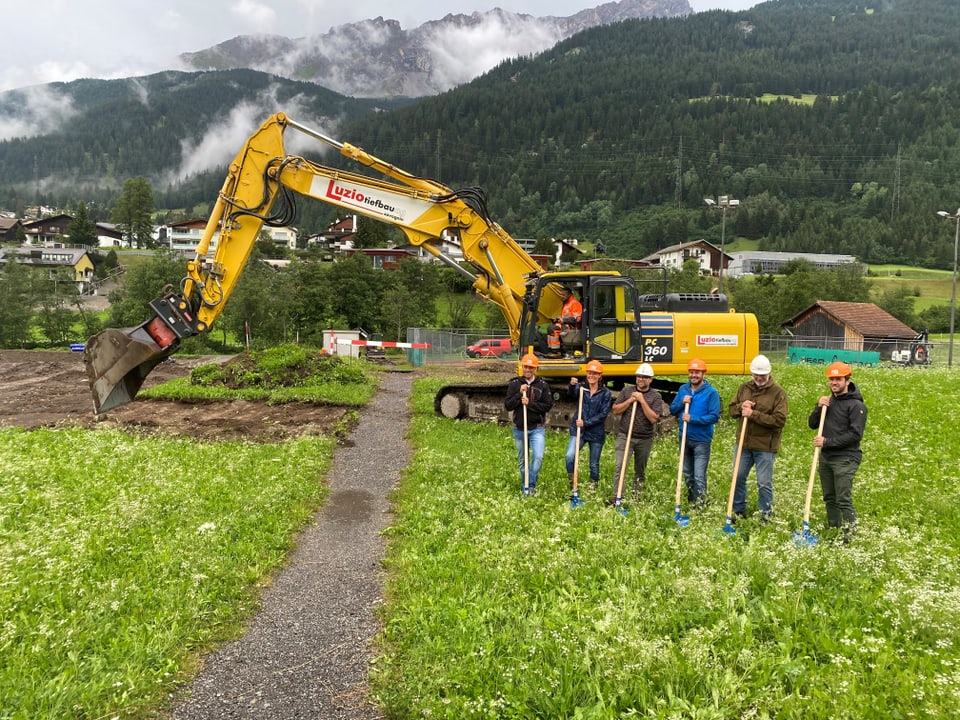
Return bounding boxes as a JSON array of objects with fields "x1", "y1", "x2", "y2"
[
  {"x1": 519, "y1": 273, "x2": 641, "y2": 361},
  {"x1": 585, "y1": 278, "x2": 642, "y2": 363}
]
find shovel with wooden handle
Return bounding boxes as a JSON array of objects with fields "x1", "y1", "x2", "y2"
[
  {"x1": 612, "y1": 400, "x2": 637, "y2": 515},
  {"x1": 722, "y1": 414, "x2": 749, "y2": 535},
  {"x1": 795, "y1": 404, "x2": 828, "y2": 547},
  {"x1": 521, "y1": 384, "x2": 530, "y2": 496},
  {"x1": 674, "y1": 399, "x2": 691, "y2": 527},
  {"x1": 570, "y1": 385, "x2": 585, "y2": 508}
]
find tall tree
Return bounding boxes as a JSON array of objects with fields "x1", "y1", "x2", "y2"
[
  {"x1": 379, "y1": 258, "x2": 441, "y2": 340},
  {"x1": 0, "y1": 261, "x2": 34, "y2": 347},
  {"x1": 353, "y1": 216, "x2": 393, "y2": 249},
  {"x1": 326, "y1": 253, "x2": 384, "y2": 331},
  {"x1": 112, "y1": 177, "x2": 155, "y2": 249},
  {"x1": 68, "y1": 201, "x2": 98, "y2": 247}
]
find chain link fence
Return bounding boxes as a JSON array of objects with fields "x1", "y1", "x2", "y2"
[
  {"x1": 406, "y1": 328, "x2": 515, "y2": 363},
  {"x1": 406, "y1": 329, "x2": 952, "y2": 367}
]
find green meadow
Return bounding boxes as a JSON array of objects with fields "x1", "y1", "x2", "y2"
[{"x1": 2, "y1": 360, "x2": 958, "y2": 719}]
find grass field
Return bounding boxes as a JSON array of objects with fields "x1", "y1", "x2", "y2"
[
  {"x1": 867, "y1": 264, "x2": 955, "y2": 312},
  {"x1": 3, "y1": 360, "x2": 959, "y2": 718},
  {"x1": 374, "y1": 363, "x2": 960, "y2": 719}
]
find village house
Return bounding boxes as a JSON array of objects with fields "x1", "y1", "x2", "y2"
[
  {"x1": 641, "y1": 239, "x2": 723, "y2": 276},
  {"x1": 0, "y1": 245, "x2": 96, "y2": 293}
]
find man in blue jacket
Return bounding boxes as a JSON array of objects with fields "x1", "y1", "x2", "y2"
[
  {"x1": 669, "y1": 358, "x2": 721, "y2": 508},
  {"x1": 810, "y1": 361, "x2": 868, "y2": 543},
  {"x1": 565, "y1": 359, "x2": 613, "y2": 493}
]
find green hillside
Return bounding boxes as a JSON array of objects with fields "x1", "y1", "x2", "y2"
[{"x1": 1, "y1": 0, "x2": 959, "y2": 272}]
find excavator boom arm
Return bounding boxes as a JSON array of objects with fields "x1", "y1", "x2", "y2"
[{"x1": 84, "y1": 112, "x2": 545, "y2": 412}]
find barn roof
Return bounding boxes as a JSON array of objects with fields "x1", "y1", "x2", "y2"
[{"x1": 783, "y1": 300, "x2": 918, "y2": 340}]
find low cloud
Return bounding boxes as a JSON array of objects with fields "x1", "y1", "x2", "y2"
[
  {"x1": 0, "y1": 85, "x2": 78, "y2": 141},
  {"x1": 231, "y1": 0, "x2": 278, "y2": 32},
  {"x1": 167, "y1": 89, "x2": 332, "y2": 185},
  {"x1": 424, "y1": 14, "x2": 562, "y2": 90}
]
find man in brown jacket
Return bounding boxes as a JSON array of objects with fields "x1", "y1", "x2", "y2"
[{"x1": 728, "y1": 354, "x2": 788, "y2": 522}]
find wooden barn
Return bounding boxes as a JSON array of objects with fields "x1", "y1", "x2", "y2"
[{"x1": 783, "y1": 300, "x2": 919, "y2": 357}]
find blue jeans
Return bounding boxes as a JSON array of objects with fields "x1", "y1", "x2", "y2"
[
  {"x1": 512, "y1": 426, "x2": 545, "y2": 490},
  {"x1": 682, "y1": 439, "x2": 712, "y2": 506},
  {"x1": 734, "y1": 449, "x2": 775, "y2": 517},
  {"x1": 565, "y1": 434, "x2": 604, "y2": 482}
]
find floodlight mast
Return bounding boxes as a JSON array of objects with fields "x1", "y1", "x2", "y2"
[
  {"x1": 936, "y1": 208, "x2": 959, "y2": 368},
  {"x1": 705, "y1": 195, "x2": 739, "y2": 293}
]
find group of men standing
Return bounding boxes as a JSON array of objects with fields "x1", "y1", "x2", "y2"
[{"x1": 505, "y1": 353, "x2": 867, "y2": 541}]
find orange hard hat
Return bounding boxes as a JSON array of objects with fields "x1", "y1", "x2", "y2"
[
  {"x1": 585, "y1": 360, "x2": 603, "y2": 374},
  {"x1": 826, "y1": 361, "x2": 851, "y2": 378},
  {"x1": 520, "y1": 353, "x2": 539, "y2": 368},
  {"x1": 687, "y1": 358, "x2": 707, "y2": 371}
]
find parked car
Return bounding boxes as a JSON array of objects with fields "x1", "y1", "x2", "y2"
[{"x1": 466, "y1": 338, "x2": 515, "y2": 358}]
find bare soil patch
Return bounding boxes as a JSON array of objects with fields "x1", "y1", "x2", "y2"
[{"x1": 0, "y1": 350, "x2": 352, "y2": 443}]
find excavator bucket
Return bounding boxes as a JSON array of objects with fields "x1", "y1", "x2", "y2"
[{"x1": 83, "y1": 318, "x2": 177, "y2": 414}]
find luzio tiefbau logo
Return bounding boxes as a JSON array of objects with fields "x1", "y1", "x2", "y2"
[{"x1": 696, "y1": 335, "x2": 738, "y2": 347}]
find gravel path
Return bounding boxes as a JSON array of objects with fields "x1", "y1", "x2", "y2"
[{"x1": 168, "y1": 371, "x2": 412, "y2": 719}]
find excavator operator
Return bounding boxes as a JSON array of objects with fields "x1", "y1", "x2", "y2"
[{"x1": 547, "y1": 286, "x2": 583, "y2": 355}]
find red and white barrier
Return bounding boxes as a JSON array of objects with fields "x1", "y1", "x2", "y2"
[{"x1": 336, "y1": 339, "x2": 432, "y2": 349}]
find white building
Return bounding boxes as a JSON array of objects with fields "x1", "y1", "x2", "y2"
[
  {"x1": 643, "y1": 240, "x2": 722, "y2": 276},
  {"x1": 727, "y1": 251, "x2": 863, "y2": 278},
  {"x1": 163, "y1": 219, "x2": 297, "y2": 255}
]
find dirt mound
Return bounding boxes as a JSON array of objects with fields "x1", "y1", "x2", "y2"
[{"x1": 0, "y1": 350, "x2": 352, "y2": 443}]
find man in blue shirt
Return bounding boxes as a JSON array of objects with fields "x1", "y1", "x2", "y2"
[{"x1": 669, "y1": 358, "x2": 721, "y2": 509}]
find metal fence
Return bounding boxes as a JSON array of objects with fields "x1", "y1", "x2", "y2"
[
  {"x1": 407, "y1": 329, "x2": 953, "y2": 367},
  {"x1": 406, "y1": 328, "x2": 514, "y2": 363},
  {"x1": 760, "y1": 335, "x2": 949, "y2": 366}
]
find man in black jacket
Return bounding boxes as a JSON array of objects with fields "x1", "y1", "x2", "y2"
[
  {"x1": 505, "y1": 354, "x2": 554, "y2": 496},
  {"x1": 809, "y1": 361, "x2": 868, "y2": 542}
]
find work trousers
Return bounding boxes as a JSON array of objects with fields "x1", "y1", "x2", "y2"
[
  {"x1": 613, "y1": 434, "x2": 653, "y2": 500},
  {"x1": 820, "y1": 456, "x2": 859, "y2": 530}
]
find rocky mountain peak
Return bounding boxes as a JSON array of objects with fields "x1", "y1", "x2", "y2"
[{"x1": 179, "y1": 0, "x2": 691, "y2": 98}]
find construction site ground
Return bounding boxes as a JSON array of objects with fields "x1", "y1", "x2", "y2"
[{"x1": 0, "y1": 349, "x2": 353, "y2": 442}]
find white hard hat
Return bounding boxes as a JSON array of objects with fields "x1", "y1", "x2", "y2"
[
  {"x1": 635, "y1": 363, "x2": 654, "y2": 378},
  {"x1": 749, "y1": 354, "x2": 772, "y2": 375}
]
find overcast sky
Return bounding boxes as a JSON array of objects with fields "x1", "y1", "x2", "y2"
[{"x1": 1, "y1": 0, "x2": 757, "y2": 93}]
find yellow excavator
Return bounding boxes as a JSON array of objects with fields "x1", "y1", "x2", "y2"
[{"x1": 84, "y1": 112, "x2": 759, "y2": 425}]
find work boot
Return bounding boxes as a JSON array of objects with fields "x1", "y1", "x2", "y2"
[
  {"x1": 632, "y1": 478, "x2": 644, "y2": 499},
  {"x1": 588, "y1": 479, "x2": 598, "y2": 493}
]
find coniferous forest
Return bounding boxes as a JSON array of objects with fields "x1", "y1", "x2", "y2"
[{"x1": 2, "y1": 0, "x2": 960, "y2": 268}]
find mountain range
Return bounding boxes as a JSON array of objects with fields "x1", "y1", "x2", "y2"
[
  {"x1": 178, "y1": 0, "x2": 691, "y2": 98},
  {"x1": 2, "y1": 0, "x2": 960, "y2": 275}
]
